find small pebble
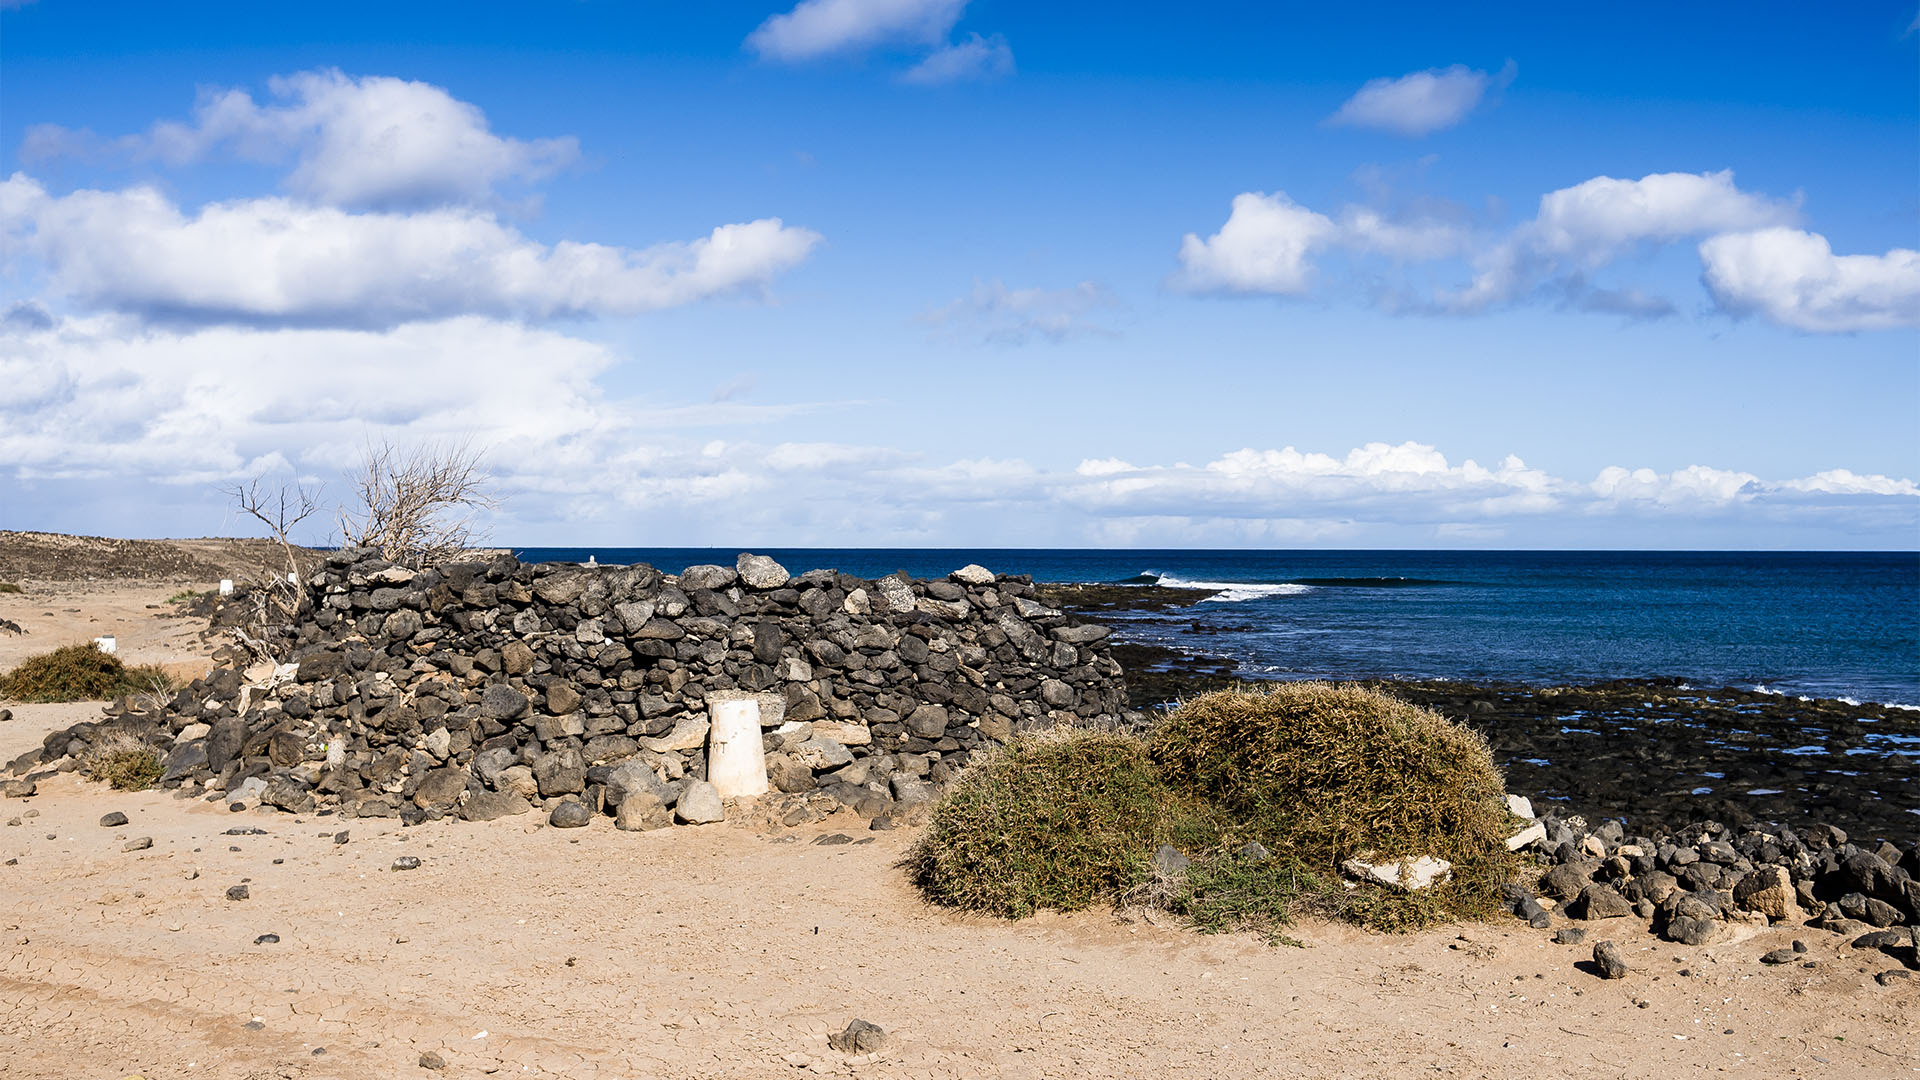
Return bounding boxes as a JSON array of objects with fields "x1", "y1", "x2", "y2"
[
  {"x1": 334, "y1": 831, "x2": 350, "y2": 845},
  {"x1": 419, "y1": 1050, "x2": 448, "y2": 1070},
  {"x1": 226, "y1": 885, "x2": 250, "y2": 901},
  {"x1": 99, "y1": 811, "x2": 128, "y2": 828},
  {"x1": 124, "y1": 837, "x2": 153, "y2": 852},
  {"x1": 392, "y1": 856, "x2": 422, "y2": 871},
  {"x1": 243, "y1": 1020, "x2": 265, "y2": 1030},
  {"x1": 254, "y1": 933, "x2": 280, "y2": 944}
]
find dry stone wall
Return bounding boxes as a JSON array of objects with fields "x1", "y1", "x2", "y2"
[{"x1": 11, "y1": 550, "x2": 1128, "y2": 829}]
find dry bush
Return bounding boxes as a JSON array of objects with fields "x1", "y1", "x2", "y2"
[
  {"x1": 337, "y1": 439, "x2": 497, "y2": 569},
  {"x1": 904, "y1": 728, "x2": 1219, "y2": 919},
  {"x1": 0, "y1": 644, "x2": 178, "y2": 703},
  {"x1": 83, "y1": 729, "x2": 164, "y2": 791},
  {"x1": 0, "y1": 582, "x2": 23, "y2": 593}
]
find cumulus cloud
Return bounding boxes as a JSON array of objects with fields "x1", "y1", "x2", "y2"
[
  {"x1": 747, "y1": 0, "x2": 1009, "y2": 83},
  {"x1": 1173, "y1": 170, "x2": 1908, "y2": 333},
  {"x1": 1, "y1": 174, "x2": 822, "y2": 328},
  {"x1": 920, "y1": 278, "x2": 1117, "y2": 344},
  {"x1": 1174, "y1": 192, "x2": 1339, "y2": 294},
  {"x1": 1449, "y1": 170, "x2": 1798, "y2": 311},
  {"x1": 1698, "y1": 227, "x2": 1920, "y2": 332},
  {"x1": 901, "y1": 32, "x2": 1015, "y2": 84},
  {"x1": 22, "y1": 69, "x2": 577, "y2": 211},
  {"x1": 1328, "y1": 62, "x2": 1515, "y2": 136}
]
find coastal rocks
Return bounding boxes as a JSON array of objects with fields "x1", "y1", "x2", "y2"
[
  {"x1": 736, "y1": 553, "x2": 790, "y2": 590},
  {"x1": 549, "y1": 801, "x2": 592, "y2": 829}
]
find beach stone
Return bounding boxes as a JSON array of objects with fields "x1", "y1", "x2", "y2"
[
  {"x1": 829, "y1": 1019, "x2": 889, "y2": 1054},
  {"x1": 1553, "y1": 928, "x2": 1586, "y2": 945},
  {"x1": 226, "y1": 885, "x2": 250, "y2": 901},
  {"x1": 675, "y1": 780, "x2": 724, "y2": 824},
  {"x1": 951, "y1": 564, "x2": 994, "y2": 586},
  {"x1": 736, "y1": 553, "x2": 790, "y2": 589},
  {"x1": 549, "y1": 801, "x2": 592, "y2": 829},
  {"x1": 419, "y1": 1050, "x2": 448, "y2": 1070},
  {"x1": 124, "y1": 836, "x2": 153, "y2": 851},
  {"x1": 615, "y1": 792, "x2": 674, "y2": 831},
  {"x1": 99, "y1": 811, "x2": 128, "y2": 828},
  {"x1": 1760, "y1": 948, "x2": 1799, "y2": 965},
  {"x1": 1733, "y1": 866, "x2": 1801, "y2": 922},
  {"x1": 1570, "y1": 883, "x2": 1634, "y2": 920},
  {"x1": 392, "y1": 855, "x2": 422, "y2": 870},
  {"x1": 480, "y1": 685, "x2": 530, "y2": 720},
  {"x1": 500, "y1": 640, "x2": 535, "y2": 675},
  {"x1": 1539, "y1": 861, "x2": 1598, "y2": 901},
  {"x1": 1, "y1": 779, "x2": 34, "y2": 798},
  {"x1": 460, "y1": 790, "x2": 530, "y2": 822},
  {"x1": 1662, "y1": 915, "x2": 1719, "y2": 946},
  {"x1": 1592, "y1": 940, "x2": 1628, "y2": 979},
  {"x1": 1342, "y1": 854, "x2": 1452, "y2": 892},
  {"x1": 679, "y1": 564, "x2": 737, "y2": 591},
  {"x1": 533, "y1": 747, "x2": 585, "y2": 796},
  {"x1": 412, "y1": 767, "x2": 467, "y2": 812}
]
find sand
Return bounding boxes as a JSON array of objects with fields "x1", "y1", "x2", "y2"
[{"x1": 1, "y1": 585, "x2": 1916, "y2": 1078}]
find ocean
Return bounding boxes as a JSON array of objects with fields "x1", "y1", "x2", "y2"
[{"x1": 511, "y1": 548, "x2": 1920, "y2": 708}]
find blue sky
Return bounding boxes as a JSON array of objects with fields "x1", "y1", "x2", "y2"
[{"x1": 2, "y1": 1, "x2": 1916, "y2": 548}]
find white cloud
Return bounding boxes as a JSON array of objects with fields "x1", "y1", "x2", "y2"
[
  {"x1": 2, "y1": 309, "x2": 1912, "y2": 546},
  {"x1": 23, "y1": 69, "x2": 578, "y2": 211},
  {"x1": 921, "y1": 278, "x2": 1117, "y2": 344},
  {"x1": 1174, "y1": 192, "x2": 1338, "y2": 294},
  {"x1": 1451, "y1": 170, "x2": 1798, "y2": 311},
  {"x1": 1, "y1": 174, "x2": 823, "y2": 327},
  {"x1": 746, "y1": 0, "x2": 1010, "y2": 84},
  {"x1": 1529, "y1": 170, "x2": 1797, "y2": 261},
  {"x1": 1698, "y1": 227, "x2": 1920, "y2": 332},
  {"x1": 748, "y1": 0, "x2": 966, "y2": 59},
  {"x1": 1172, "y1": 170, "x2": 1907, "y2": 334},
  {"x1": 901, "y1": 32, "x2": 1014, "y2": 84},
  {"x1": 1328, "y1": 63, "x2": 1513, "y2": 136}
]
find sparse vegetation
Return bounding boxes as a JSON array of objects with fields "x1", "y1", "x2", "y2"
[
  {"x1": 337, "y1": 438, "x2": 497, "y2": 568},
  {"x1": 0, "y1": 644, "x2": 179, "y2": 703},
  {"x1": 910, "y1": 683, "x2": 1526, "y2": 936},
  {"x1": 0, "y1": 582, "x2": 23, "y2": 593},
  {"x1": 904, "y1": 728, "x2": 1219, "y2": 919},
  {"x1": 83, "y1": 729, "x2": 165, "y2": 790},
  {"x1": 165, "y1": 589, "x2": 201, "y2": 604}
]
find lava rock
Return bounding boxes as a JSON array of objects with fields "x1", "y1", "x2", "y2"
[
  {"x1": 98, "y1": 811, "x2": 128, "y2": 827},
  {"x1": 1592, "y1": 940, "x2": 1628, "y2": 979},
  {"x1": 548, "y1": 801, "x2": 592, "y2": 829}
]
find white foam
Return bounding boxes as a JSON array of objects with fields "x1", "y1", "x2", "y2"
[{"x1": 1154, "y1": 573, "x2": 1312, "y2": 602}]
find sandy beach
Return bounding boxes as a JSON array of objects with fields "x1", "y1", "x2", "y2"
[{"x1": 2, "y1": 570, "x2": 1917, "y2": 1079}]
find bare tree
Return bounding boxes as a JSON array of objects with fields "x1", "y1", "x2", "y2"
[
  {"x1": 337, "y1": 439, "x2": 498, "y2": 569},
  {"x1": 220, "y1": 477, "x2": 324, "y2": 662}
]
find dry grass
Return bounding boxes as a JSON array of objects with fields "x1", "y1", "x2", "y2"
[
  {"x1": 83, "y1": 729, "x2": 165, "y2": 791},
  {"x1": 0, "y1": 643, "x2": 180, "y2": 703}
]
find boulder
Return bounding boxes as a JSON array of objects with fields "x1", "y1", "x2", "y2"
[
  {"x1": 950, "y1": 565, "x2": 995, "y2": 586},
  {"x1": 614, "y1": 792, "x2": 674, "y2": 831},
  {"x1": 460, "y1": 790, "x2": 531, "y2": 822},
  {"x1": 675, "y1": 780, "x2": 724, "y2": 824},
  {"x1": 533, "y1": 747, "x2": 586, "y2": 797},
  {"x1": 736, "y1": 554, "x2": 790, "y2": 590},
  {"x1": 549, "y1": 800, "x2": 592, "y2": 828},
  {"x1": 679, "y1": 564, "x2": 737, "y2": 591},
  {"x1": 412, "y1": 767, "x2": 469, "y2": 812},
  {"x1": 1569, "y1": 883, "x2": 1634, "y2": 920},
  {"x1": 1733, "y1": 866, "x2": 1802, "y2": 922}
]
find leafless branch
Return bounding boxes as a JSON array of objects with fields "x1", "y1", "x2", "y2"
[{"x1": 336, "y1": 438, "x2": 498, "y2": 569}]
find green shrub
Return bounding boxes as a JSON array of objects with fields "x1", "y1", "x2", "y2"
[
  {"x1": 0, "y1": 644, "x2": 179, "y2": 703},
  {"x1": 1152, "y1": 682, "x2": 1514, "y2": 866},
  {"x1": 165, "y1": 589, "x2": 200, "y2": 604},
  {"x1": 85, "y1": 731, "x2": 165, "y2": 791},
  {"x1": 0, "y1": 582, "x2": 22, "y2": 594},
  {"x1": 1150, "y1": 683, "x2": 1523, "y2": 930},
  {"x1": 904, "y1": 728, "x2": 1219, "y2": 918}
]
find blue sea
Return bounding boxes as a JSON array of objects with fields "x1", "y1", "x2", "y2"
[{"x1": 512, "y1": 549, "x2": 1920, "y2": 708}]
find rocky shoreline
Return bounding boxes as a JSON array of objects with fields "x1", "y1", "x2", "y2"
[{"x1": 1037, "y1": 583, "x2": 1920, "y2": 846}]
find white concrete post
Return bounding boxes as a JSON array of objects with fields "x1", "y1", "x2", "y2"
[
  {"x1": 707, "y1": 695, "x2": 769, "y2": 799},
  {"x1": 219, "y1": 579, "x2": 234, "y2": 596},
  {"x1": 92, "y1": 635, "x2": 117, "y2": 655}
]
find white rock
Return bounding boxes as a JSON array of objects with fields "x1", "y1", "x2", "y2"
[
  {"x1": 424, "y1": 727, "x2": 451, "y2": 760},
  {"x1": 1505, "y1": 793, "x2": 1535, "y2": 820},
  {"x1": 639, "y1": 713, "x2": 710, "y2": 753},
  {"x1": 735, "y1": 553, "x2": 790, "y2": 590},
  {"x1": 174, "y1": 723, "x2": 211, "y2": 744},
  {"x1": 1506, "y1": 822, "x2": 1548, "y2": 851},
  {"x1": 842, "y1": 588, "x2": 871, "y2": 615},
  {"x1": 675, "y1": 780, "x2": 725, "y2": 824},
  {"x1": 368, "y1": 566, "x2": 416, "y2": 584},
  {"x1": 810, "y1": 720, "x2": 872, "y2": 747},
  {"x1": 951, "y1": 564, "x2": 995, "y2": 586},
  {"x1": 1340, "y1": 854, "x2": 1453, "y2": 891}
]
